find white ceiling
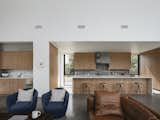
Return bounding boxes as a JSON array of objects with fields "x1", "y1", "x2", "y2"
[
  {"x1": 0, "y1": 0, "x2": 160, "y2": 41},
  {"x1": 53, "y1": 41, "x2": 160, "y2": 53}
]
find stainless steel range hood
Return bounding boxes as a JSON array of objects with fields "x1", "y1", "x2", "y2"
[{"x1": 96, "y1": 52, "x2": 111, "y2": 64}]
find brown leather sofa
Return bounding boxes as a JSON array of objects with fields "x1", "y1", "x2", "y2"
[{"x1": 87, "y1": 92, "x2": 160, "y2": 120}]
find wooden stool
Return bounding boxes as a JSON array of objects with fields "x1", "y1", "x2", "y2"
[
  {"x1": 133, "y1": 82, "x2": 143, "y2": 94},
  {"x1": 81, "y1": 83, "x2": 90, "y2": 94}
]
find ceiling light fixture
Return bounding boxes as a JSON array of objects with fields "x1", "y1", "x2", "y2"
[
  {"x1": 121, "y1": 25, "x2": 128, "y2": 29},
  {"x1": 77, "y1": 25, "x2": 86, "y2": 29},
  {"x1": 34, "y1": 25, "x2": 43, "y2": 29}
]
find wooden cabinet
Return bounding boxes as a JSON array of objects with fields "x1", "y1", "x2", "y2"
[
  {"x1": 16, "y1": 52, "x2": 33, "y2": 69},
  {"x1": 0, "y1": 79, "x2": 28, "y2": 95},
  {"x1": 0, "y1": 51, "x2": 33, "y2": 70},
  {"x1": 74, "y1": 52, "x2": 131, "y2": 70},
  {"x1": 109, "y1": 52, "x2": 131, "y2": 70},
  {"x1": 74, "y1": 53, "x2": 96, "y2": 70},
  {"x1": 0, "y1": 80, "x2": 10, "y2": 94}
]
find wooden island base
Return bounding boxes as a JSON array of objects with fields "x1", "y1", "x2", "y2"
[{"x1": 73, "y1": 77, "x2": 152, "y2": 95}]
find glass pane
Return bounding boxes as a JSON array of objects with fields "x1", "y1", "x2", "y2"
[
  {"x1": 130, "y1": 54, "x2": 138, "y2": 75},
  {"x1": 64, "y1": 54, "x2": 74, "y2": 86},
  {"x1": 64, "y1": 54, "x2": 74, "y2": 75}
]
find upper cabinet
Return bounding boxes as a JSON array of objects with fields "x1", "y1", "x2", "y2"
[
  {"x1": 74, "y1": 53, "x2": 96, "y2": 70},
  {"x1": 0, "y1": 51, "x2": 33, "y2": 70},
  {"x1": 109, "y1": 52, "x2": 131, "y2": 70}
]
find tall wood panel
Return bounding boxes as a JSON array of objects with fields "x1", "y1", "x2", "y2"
[
  {"x1": 140, "y1": 48, "x2": 160, "y2": 90},
  {"x1": 49, "y1": 43, "x2": 58, "y2": 89}
]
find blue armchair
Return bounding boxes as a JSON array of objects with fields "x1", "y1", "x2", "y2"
[
  {"x1": 6, "y1": 89, "x2": 38, "y2": 114},
  {"x1": 42, "y1": 88, "x2": 69, "y2": 118}
]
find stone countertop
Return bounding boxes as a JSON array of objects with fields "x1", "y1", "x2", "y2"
[{"x1": 73, "y1": 75, "x2": 152, "y2": 79}]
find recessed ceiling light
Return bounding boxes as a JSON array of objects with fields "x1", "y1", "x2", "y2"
[
  {"x1": 121, "y1": 25, "x2": 128, "y2": 29},
  {"x1": 34, "y1": 25, "x2": 43, "y2": 29},
  {"x1": 77, "y1": 25, "x2": 86, "y2": 29}
]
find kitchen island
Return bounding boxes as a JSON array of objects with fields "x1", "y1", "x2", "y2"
[{"x1": 73, "y1": 75, "x2": 152, "y2": 95}]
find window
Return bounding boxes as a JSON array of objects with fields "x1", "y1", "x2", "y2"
[
  {"x1": 130, "y1": 54, "x2": 139, "y2": 75},
  {"x1": 64, "y1": 54, "x2": 74, "y2": 75},
  {"x1": 64, "y1": 54, "x2": 74, "y2": 86}
]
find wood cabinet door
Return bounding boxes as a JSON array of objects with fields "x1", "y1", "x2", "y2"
[
  {"x1": 18, "y1": 80, "x2": 26, "y2": 89},
  {"x1": 0, "y1": 80, "x2": 10, "y2": 94},
  {"x1": 10, "y1": 79, "x2": 19, "y2": 93},
  {"x1": 16, "y1": 52, "x2": 33, "y2": 69},
  {"x1": 109, "y1": 52, "x2": 131, "y2": 70},
  {"x1": 74, "y1": 53, "x2": 96, "y2": 70},
  {"x1": 0, "y1": 79, "x2": 27, "y2": 95},
  {"x1": 0, "y1": 52, "x2": 17, "y2": 69},
  {"x1": 0, "y1": 51, "x2": 33, "y2": 70}
]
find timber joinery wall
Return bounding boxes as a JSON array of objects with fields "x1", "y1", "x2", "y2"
[{"x1": 140, "y1": 48, "x2": 160, "y2": 90}]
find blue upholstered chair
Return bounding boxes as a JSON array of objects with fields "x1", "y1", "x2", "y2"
[
  {"x1": 6, "y1": 89, "x2": 38, "y2": 114},
  {"x1": 42, "y1": 88, "x2": 69, "y2": 118}
]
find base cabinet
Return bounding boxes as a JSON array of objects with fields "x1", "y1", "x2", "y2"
[
  {"x1": 0, "y1": 80, "x2": 10, "y2": 94},
  {"x1": 0, "y1": 79, "x2": 28, "y2": 95},
  {"x1": 73, "y1": 78, "x2": 149, "y2": 95}
]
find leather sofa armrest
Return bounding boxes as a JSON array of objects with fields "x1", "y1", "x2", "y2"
[{"x1": 87, "y1": 96, "x2": 95, "y2": 113}]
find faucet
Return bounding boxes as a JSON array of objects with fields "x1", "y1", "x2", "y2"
[{"x1": 17, "y1": 73, "x2": 22, "y2": 78}]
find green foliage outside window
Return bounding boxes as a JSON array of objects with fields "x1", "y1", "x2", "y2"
[
  {"x1": 130, "y1": 54, "x2": 138, "y2": 75},
  {"x1": 64, "y1": 54, "x2": 74, "y2": 75}
]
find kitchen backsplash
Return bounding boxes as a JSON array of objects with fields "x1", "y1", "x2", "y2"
[
  {"x1": 0, "y1": 70, "x2": 33, "y2": 78},
  {"x1": 74, "y1": 70, "x2": 129, "y2": 76}
]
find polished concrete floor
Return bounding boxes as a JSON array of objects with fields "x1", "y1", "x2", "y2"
[
  {"x1": 1, "y1": 94, "x2": 160, "y2": 120},
  {"x1": 0, "y1": 95, "x2": 88, "y2": 120}
]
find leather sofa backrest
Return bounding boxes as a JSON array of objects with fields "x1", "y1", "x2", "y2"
[{"x1": 121, "y1": 97, "x2": 158, "y2": 120}]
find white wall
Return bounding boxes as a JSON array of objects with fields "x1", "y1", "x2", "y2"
[{"x1": 33, "y1": 39, "x2": 50, "y2": 96}]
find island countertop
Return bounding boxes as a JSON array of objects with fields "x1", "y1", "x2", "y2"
[{"x1": 73, "y1": 75, "x2": 152, "y2": 79}]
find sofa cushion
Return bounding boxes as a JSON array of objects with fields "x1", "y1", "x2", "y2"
[
  {"x1": 17, "y1": 89, "x2": 34, "y2": 102},
  {"x1": 95, "y1": 91, "x2": 123, "y2": 116},
  {"x1": 89, "y1": 111, "x2": 124, "y2": 120},
  {"x1": 50, "y1": 89, "x2": 66, "y2": 102},
  {"x1": 121, "y1": 97, "x2": 158, "y2": 120},
  {"x1": 46, "y1": 102, "x2": 65, "y2": 112},
  {"x1": 10, "y1": 102, "x2": 32, "y2": 111}
]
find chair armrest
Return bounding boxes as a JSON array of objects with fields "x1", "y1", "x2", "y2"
[
  {"x1": 6, "y1": 93, "x2": 18, "y2": 110},
  {"x1": 87, "y1": 96, "x2": 95, "y2": 113},
  {"x1": 64, "y1": 92, "x2": 69, "y2": 108},
  {"x1": 42, "y1": 91, "x2": 51, "y2": 107},
  {"x1": 31, "y1": 90, "x2": 38, "y2": 109}
]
